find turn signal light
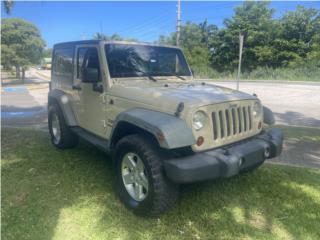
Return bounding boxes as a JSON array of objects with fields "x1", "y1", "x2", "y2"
[{"x1": 196, "y1": 136, "x2": 204, "y2": 146}]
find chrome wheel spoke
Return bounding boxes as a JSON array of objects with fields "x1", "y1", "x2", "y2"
[
  {"x1": 124, "y1": 154, "x2": 136, "y2": 169},
  {"x1": 136, "y1": 158, "x2": 145, "y2": 172},
  {"x1": 122, "y1": 172, "x2": 134, "y2": 185},
  {"x1": 140, "y1": 174, "x2": 148, "y2": 190},
  {"x1": 51, "y1": 113, "x2": 61, "y2": 143},
  {"x1": 121, "y1": 152, "x2": 149, "y2": 201},
  {"x1": 134, "y1": 184, "x2": 141, "y2": 199}
]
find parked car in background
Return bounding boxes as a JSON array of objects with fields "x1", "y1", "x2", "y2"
[{"x1": 41, "y1": 57, "x2": 51, "y2": 70}]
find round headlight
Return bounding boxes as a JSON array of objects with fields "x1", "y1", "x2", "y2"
[
  {"x1": 253, "y1": 101, "x2": 262, "y2": 118},
  {"x1": 193, "y1": 111, "x2": 207, "y2": 131}
]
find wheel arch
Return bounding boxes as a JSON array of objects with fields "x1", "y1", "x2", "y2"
[
  {"x1": 109, "y1": 108, "x2": 196, "y2": 150},
  {"x1": 48, "y1": 89, "x2": 78, "y2": 126}
]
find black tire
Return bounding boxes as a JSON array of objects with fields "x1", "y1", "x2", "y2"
[
  {"x1": 114, "y1": 134, "x2": 178, "y2": 217},
  {"x1": 48, "y1": 103, "x2": 78, "y2": 149}
]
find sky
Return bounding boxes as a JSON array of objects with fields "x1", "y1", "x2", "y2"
[{"x1": 1, "y1": 1, "x2": 320, "y2": 48}]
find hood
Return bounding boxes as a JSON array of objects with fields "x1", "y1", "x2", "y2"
[{"x1": 110, "y1": 80, "x2": 257, "y2": 112}]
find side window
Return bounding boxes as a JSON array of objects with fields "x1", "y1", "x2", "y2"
[
  {"x1": 53, "y1": 48, "x2": 74, "y2": 76},
  {"x1": 77, "y1": 47, "x2": 100, "y2": 81},
  {"x1": 77, "y1": 48, "x2": 88, "y2": 79}
]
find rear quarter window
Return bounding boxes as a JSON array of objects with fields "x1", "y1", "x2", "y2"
[{"x1": 53, "y1": 47, "x2": 74, "y2": 76}]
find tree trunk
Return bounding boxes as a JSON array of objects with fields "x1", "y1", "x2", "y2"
[
  {"x1": 15, "y1": 65, "x2": 21, "y2": 79},
  {"x1": 22, "y1": 68, "x2": 25, "y2": 83}
]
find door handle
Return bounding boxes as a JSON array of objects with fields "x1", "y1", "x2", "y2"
[{"x1": 72, "y1": 85, "x2": 82, "y2": 91}]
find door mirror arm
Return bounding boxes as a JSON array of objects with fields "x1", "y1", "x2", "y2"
[
  {"x1": 92, "y1": 82, "x2": 103, "y2": 93},
  {"x1": 72, "y1": 84, "x2": 82, "y2": 91}
]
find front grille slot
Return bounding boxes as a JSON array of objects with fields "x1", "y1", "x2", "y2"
[
  {"x1": 212, "y1": 103, "x2": 253, "y2": 141},
  {"x1": 225, "y1": 109, "x2": 231, "y2": 136},
  {"x1": 248, "y1": 106, "x2": 252, "y2": 130},
  {"x1": 237, "y1": 108, "x2": 242, "y2": 133},
  {"x1": 218, "y1": 111, "x2": 224, "y2": 138},
  {"x1": 231, "y1": 108, "x2": 237, "y2": 134},
  {"x1": 243, "y1": 107, "x2": 247, "y2": 131},
  {"x1": 212, "y1": 112, "x2": 218, "y2": 140}
]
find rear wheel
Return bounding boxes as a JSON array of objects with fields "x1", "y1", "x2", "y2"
[
  {"x1": 114, "y1": 134, "x2": 178, "y2": 217},
  {"x1": 48, "y1": 103, "x2": 78, "y2": 149}
]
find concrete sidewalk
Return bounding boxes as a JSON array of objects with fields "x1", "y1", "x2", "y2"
[{"x1": 1, "y1": 85, "x2": 48, "y2": 128}]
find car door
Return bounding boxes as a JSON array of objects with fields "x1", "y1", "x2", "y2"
[{"x1": 71, "y1": 45, "x2": 107, "y2": 138}]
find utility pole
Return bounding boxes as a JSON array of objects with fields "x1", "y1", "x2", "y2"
[
  {"x1": 236, "y1": 32, "x2": 244, "y2": 90},
  {"x1": 176, "y1": 0, "x2": 181, "y2": 46}
]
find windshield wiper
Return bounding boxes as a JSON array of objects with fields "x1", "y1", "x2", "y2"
[
  {"x1": 135, "y1": 70, "x2": 157, "y2": 82},
  {"x1": 172, "y1": 73, "x2": 186, "y2": 81}
]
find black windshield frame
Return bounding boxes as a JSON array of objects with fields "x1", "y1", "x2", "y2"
[{"x1": 105, "y1": 43, "x2": 192, "y2": 78}]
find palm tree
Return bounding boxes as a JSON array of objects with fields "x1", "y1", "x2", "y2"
[{"x1": 3, "y1": 0, "x2": 14, "y2": 14}]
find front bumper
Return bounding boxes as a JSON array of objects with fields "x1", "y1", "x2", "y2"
[{"x1": 164, "y1": 128, "x2": 283, "y2": 183}]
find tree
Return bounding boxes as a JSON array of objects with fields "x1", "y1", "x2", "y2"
[
  {"x1": 159, "y1": 21, "x2": 218, "y2": 76},
  {"x1": 211, "y1": 1, "x2": 276, "y2": 71},
  {"x1": 3, "y1": 0, "x2": 14, "y2": 14},
  {"x1": 93, "y1": 32, "x2": 137, "y2": 42},
  {"x1": 42, "y1": 48, "x2": 53, "y2": 58},
  {"x1": 1, "y1": 18, "x2": 45, "y2": 82}
]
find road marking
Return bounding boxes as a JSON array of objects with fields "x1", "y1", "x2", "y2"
[
  {"x1": 3, "y1": 86, "x2": 27, "y2": 93},
  {"x1": 1, "y1": 109, "x2": 46, "y2": 118}
]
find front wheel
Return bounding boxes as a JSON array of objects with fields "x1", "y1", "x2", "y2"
[{"x1": 114, "y1": 134, "x2": 178, "y2": 217}]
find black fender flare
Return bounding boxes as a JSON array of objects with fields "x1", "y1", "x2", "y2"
[
  {"x1": 263, "y1": 106, "x2": 275, "y2": 125},
  {"x1": 48, "y1": 89, "x2": 78, "y2": 126},
  {"x1": 110, "y1": 108, "x2": 196, "y2": 149}
]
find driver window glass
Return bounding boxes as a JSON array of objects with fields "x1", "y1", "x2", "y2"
[{"x1": 77, "y1": 47, "x2": 100, "y2": 81}]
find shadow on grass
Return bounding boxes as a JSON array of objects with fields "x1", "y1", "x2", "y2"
[
  {"x1": 274, "y1": 111, "x2": 320, "y2": 128},
  {"x1": 1, "y1": 128, "x2": 320, "y2": 239}
]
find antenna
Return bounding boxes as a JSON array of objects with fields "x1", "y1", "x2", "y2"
[{"x1": 176, "y1": 0, "x2": 181, "y2": 46}]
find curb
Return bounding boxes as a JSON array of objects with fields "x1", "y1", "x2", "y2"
[{"x1": 196, "y1": 79, "x2": 320, "y2": 85}]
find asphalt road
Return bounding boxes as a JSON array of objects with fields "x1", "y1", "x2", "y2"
[{"x1": 211, "y1": 81, "x2": 320, "y2": 127}]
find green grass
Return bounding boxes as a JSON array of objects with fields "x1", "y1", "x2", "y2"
[
  {"x1": 2, "y1": 128, "x2": 320, "y2": 240},
  {"x1": 274, "y1": 125, "x2": 320, "y2": 142},
  {"x1": 194, "y1": 66, "x2": 320, "y2": 82}
]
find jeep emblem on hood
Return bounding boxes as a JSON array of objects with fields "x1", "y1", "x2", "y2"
[{"x1": 229, "y1": 103, "x2": 238, "y2": 108}]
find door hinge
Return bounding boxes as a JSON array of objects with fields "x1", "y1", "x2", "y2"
[
  {"x1": 102, "y1": 95, "x2": 107, "y2": 103},
  {"x1": 102, "y1": 120, "x2": 107, "y2": 129}
]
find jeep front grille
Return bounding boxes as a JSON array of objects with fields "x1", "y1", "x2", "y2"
[{"x1": 212, "y1": 105, "x2": 253, "y2": 140}]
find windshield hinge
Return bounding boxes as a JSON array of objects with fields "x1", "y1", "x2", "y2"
[
  {"x1": 101, "y1": 95, "x2": 107, "y2": 103},
  {"x1": 102, "y1": 120, "x2": 107, "y2": 129}
]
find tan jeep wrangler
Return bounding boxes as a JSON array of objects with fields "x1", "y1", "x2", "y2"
[{"x1": 48, "y1": 40, "x2": 283, "y2": 216}]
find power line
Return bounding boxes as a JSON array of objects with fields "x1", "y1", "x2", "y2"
[{"x1": 115, "y1": 12, "x2": 174, "y2": 36}]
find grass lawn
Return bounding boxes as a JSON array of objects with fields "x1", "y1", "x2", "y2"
[
  {"x1": 2, "y1": 128, "x2": 320, "y2": 240},
  {"x1": 275, "y1": 125, "x2": 320, "y2": 142}
]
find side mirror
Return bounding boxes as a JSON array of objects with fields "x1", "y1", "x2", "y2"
[{"x1": 82, "y1": 68, "x2": 99, "y2": 83}]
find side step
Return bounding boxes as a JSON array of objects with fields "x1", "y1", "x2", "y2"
[{"x1": 71, "y1": 127, "x2": 110, "y2": 153}]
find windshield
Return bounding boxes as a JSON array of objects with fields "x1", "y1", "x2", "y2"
[{"x1": 105, "y1": 44, "x2": 191, "y2": 78}]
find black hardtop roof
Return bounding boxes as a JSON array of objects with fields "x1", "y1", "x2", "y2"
[
  {"x1": 53, "y1": 40, "x2": 179, "y2": 49},
  {"x1": 53, "y1": 40, "x2": 101, "y2": 48}
]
